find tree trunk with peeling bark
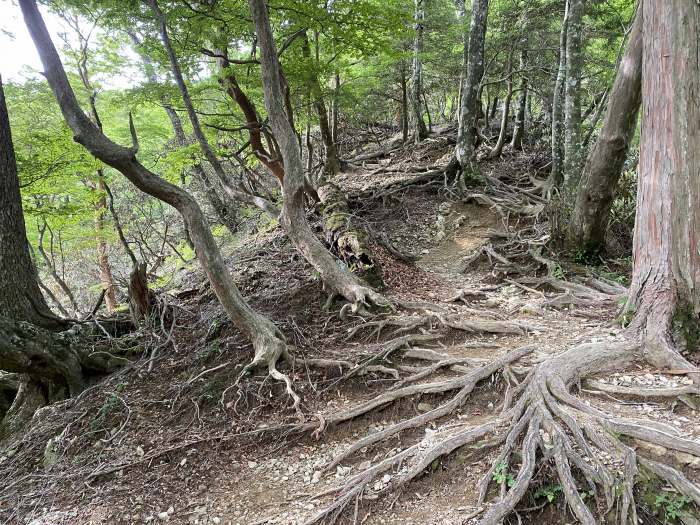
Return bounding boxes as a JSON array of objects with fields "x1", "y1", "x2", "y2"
[
  {"x1": 455, "y1": 0, "x2": 489, "y2": 170},
  {"x1": 627, "y1": 0, "x2": 700, "y2": 370},
  {"x1": 569, "y1": 5, "x2": 642, "y2": 257},
  {"x1": 249, "y1": 0, "x2": 386, "y2": 311}
]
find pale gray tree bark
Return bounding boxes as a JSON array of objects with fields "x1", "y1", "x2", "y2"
[
  {"x1": 411, "y1": 0, "x2": 429, "y2": 143},
  {"x1": 510, "y1": 49, "x2": 528, "y2": 150},
  {"x1": 248, "y1": 0, "x2": 387, "y2": 310},
  {"x1": 549, "y1": 1, "x2": 569, "y2": 188},
  {"x1": 563, "y1": 0, "x2": 585, "y2": 193},
  {"x1": 20, "y1": 0, "x2": 289, "y2": 378}
]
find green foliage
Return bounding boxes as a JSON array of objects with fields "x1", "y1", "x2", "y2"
[
  {"x1": 534, "y1": 484, "x2": 562, "y2": 503},
  {"x1": 652, "y1": 493, "x2": 692, "y2": 522},
  {"x1": 493, "y1": 462, "x2": 515, "y2": 488}
]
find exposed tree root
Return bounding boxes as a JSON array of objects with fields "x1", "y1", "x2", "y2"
[
  {"x1": 346, "y1": 310, "x2": 543, "y2": 341},
  {"x1": 301, "y1": 337, "x2": 700, "y2": 525}
]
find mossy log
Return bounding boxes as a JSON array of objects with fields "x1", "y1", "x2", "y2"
[{"x1": 318, "y1": 182, "x2": 383, "y2": 288}]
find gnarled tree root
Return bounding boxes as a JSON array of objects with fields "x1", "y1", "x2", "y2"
[{"x1": 300, "y1": 339, "x2": 700, "y2": 525}]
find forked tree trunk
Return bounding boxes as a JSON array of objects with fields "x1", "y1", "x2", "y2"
[
  {"x1": 627, "y1": 0, "x2": 700, "y2": 370},
  {"x1": 20, "y1": 0, "x2": 287, "y2": 370},
  {"x1": 549, "y1": 1, "x2": 569, "y2": 188},
  {"x1": 410, "y1": 0, "x2": 428, "y2": 143},
  {"x1": 249, "y1": 0, "x2": 385, "y2": 308},
  {"x1": 562, "y1": 0, "x2": 584, "y2": 194},
  {"x1": 569, "y1": 5, "x2": 642, "y2": 256},
  {"x1": 455, "y1": 0, "x2": 489, "y2": 169}
]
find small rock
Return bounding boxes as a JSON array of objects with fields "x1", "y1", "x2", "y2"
[
  {"x1": 247, "y1": 461, "x2": 258, "y2": 469},
  {"x1": 382, "y1": 474, "x2": 392, "y2": 484},
  {"x1": 157, "y1": 511, "x2": 169, "y2": 521},
  {"x1": 212, "y1": 518, "x2": 221, "y2": 524},
  {"x1": 136, "y1": 446, "x2": 145, "y2": 457},
  {"x1": 311, "y1": 471, "x2": 322, "y2": 484},
  {"x1": 417, "y1": 402, "x2": 433, "y2": 412}
]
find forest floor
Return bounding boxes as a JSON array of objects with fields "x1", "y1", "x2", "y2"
[{"x1": 2, "y1": 132, "x2": 699, "y2": 525}]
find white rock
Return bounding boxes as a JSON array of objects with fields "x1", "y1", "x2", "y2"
[
  {"x1": 212, "y1": 518, "x2": 221, "y2": 524},
  {"x1": 247, "y1": 461, "x2": 258, "y2": 469},
  {"x1": 382, "y1": 474, "x2": 391, "y2": 484},
  {"x1": 157, "y1": 511, "x2": 169, "y2": 521}
]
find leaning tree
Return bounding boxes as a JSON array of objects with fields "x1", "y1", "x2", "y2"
[
  {"x1": 18, "y1": 0, "x2": 297, "y2": 401},
  {"x1": 303, "y1": 1, "x2": 700, "y2": 522},
  {"x1": 569, "y1": 4, "x2": 642, "y2": 257}
]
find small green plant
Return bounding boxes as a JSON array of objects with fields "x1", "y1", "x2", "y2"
[
  {"x1": 551, "y1": 264, "x2": 565, "y2": 280},
  {"x1": 534, "y1": 484, "x2": 563, "y2": 503},
  {"x1": 653, "y1": 493, "x2": 691, "y2": 522},
  {"x1": 493, "y1": 462, "x2": 515, "y2": 488},
  {"x1": 90, "y1": 383, "x2": 126, "y2": 431}
]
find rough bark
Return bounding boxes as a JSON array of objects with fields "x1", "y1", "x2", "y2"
[
  {"x1": 249, "y1": 0, "x2": 386, "y2": 309},
  {"x1": 569, "y1": 5, "x2": 642, "y2": 256},
  {"x1": 562, "y1": 0, "x2": 584, "y2": 194},
  {"x1": 549, "y1": 1, "x2": 569, "y2": 188},
  {"x1": 510, "y1": 50, "x2": 528, "y2": 150},
  {"x1": 20, "y1": 0, "x2": 287, "y2": 370},
  {"x1": 410, "y1": 0, "x2": 429, "y2": 143},
  {"x1": 455, "y1": 0, "x2": 489, "y2": 169},
  {"x1": 0, "y1": 77, "x2": 62, "y2": 331},
  {"x1": 628, "y1": 0, "x2": 700, "y2": 370}
]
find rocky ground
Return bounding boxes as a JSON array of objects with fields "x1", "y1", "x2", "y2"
[{"x1": 1, "y1": 138, "x2": 698, "y2": 525}]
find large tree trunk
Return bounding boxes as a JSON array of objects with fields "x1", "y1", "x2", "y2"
[
  {"x1": 20, "y1": 0, "x2": 288, "y2": 374},
  {"x1": 249, "y1": 0, "x2": 386, "y2": 309},
  {"x1": 410, "y1": 0, "x2": 429, "y2": 144},
  {"x1": 569, "y1": 5, "x2": 642, "y2": 256},
  {"x1": 0, "y1": 77, "x2": 62, "y2": 331},
  {"x1": 1, "y1": 77, "x2": 77, "y2": 444},
  {"x1": 562, "y1": 0, "x2": 584, "y2": 194},
  {"x1": 455, "y1": 0, "x2": 489, "y2": 170},
  {"x1": 548, "y1": 1, "x2": 569, "y2": 188},
  {"x1": 627, "y1": 0, "x2": 700, "y2": 370}
]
